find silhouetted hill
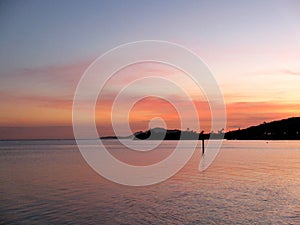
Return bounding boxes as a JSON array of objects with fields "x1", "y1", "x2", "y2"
[
  {"x1": 133, "y1": 127, "x2": 223, "y2": 140},
  {"x1": 134, "y1": 128, "x2": 198, "y2": 140},
  {"x1": 225, "y1": 117, "x2": 300, "y2": 140}
]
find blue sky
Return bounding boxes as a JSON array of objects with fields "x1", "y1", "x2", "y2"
[{"x1": 1, "y1": 0, "x2": 299, "y2": 71}]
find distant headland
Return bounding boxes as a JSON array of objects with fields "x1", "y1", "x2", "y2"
[{"x1": 100, "y1": 117, "x2": 300, "y2": 140}]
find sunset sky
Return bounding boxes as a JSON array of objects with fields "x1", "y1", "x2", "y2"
[{"x1": 1, "y1": 0, "x2": 300, "y2": 139}]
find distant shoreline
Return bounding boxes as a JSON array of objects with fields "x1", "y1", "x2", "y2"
[
  {"x1": 1, "y1": 117, "x2": 299, "y2": 141},
  {"x1": 102, "y1": 117, "x2": 300, "y2": 141},
  {"x1": 1, "y1": 138, "x2": 300, "y2": 142}
]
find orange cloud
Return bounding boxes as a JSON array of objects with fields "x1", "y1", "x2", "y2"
[
  {"x1": 226, "y1": 101, "x2": 300, "y2": 130},
  {"x1": 1, "y1": 60, "x2": 299, "y2": 139}
]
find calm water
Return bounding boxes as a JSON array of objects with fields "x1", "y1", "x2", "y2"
[{"x1": 1, "y1": 140, "x2": 300, "y2": 224}]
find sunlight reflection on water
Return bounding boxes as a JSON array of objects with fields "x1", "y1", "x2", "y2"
[{"x1": 0, "y1": 140, "x2": 299, "y2": 224}]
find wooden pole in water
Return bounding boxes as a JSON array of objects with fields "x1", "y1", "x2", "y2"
[{"x1": 202, "y1": 138, "x2": 205, "y2": 155}]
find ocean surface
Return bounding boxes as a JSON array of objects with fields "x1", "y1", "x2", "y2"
[{"x1": 1, "y1": 140, "x2": 300, "y2": 224}]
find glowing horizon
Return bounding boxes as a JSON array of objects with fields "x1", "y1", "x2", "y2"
[{"x1": 1, "y1": 1, "x2": 300, "y2": 139}]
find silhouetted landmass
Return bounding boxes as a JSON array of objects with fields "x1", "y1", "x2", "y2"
[
  {"x1": 101, "y1": 128, "x2": 224, "y2": 140},
  {"x1": 135, "y1": 128, "x2": 199, "y2": 140},
  {"x1": 134, "y1": 127, "x2": 224, "y2": 140},
  {"x1": 100, "y1": 135, "x2": 133, "y2": 140},
  {"x1": 100, "y1": 117, "x2": 300, "y2": 140},
  {"x1": 225, "y1": 117, "x2": 300, "y2": 140}
]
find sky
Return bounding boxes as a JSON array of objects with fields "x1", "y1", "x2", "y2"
[{"x1": 0, "y1": 0, "x2": 300, "y2": 139}]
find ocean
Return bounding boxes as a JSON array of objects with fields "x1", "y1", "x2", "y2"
[{"x1": 1, "y1": 140, "x2": 299, "y2": 224}]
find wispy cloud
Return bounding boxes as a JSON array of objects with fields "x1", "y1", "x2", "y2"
[
  {"x1": 246, "y1": 68, "x2": 300, "y2": 76},
  {"x1": 0, "y1": 59, "x2": 91, "y2": 98},
  {"x1": 226, "y1": 101, "x2": 300, "y2": 130},
  {"x1": 279, "y1": 69, "x2": 300, "y2": 76}
]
